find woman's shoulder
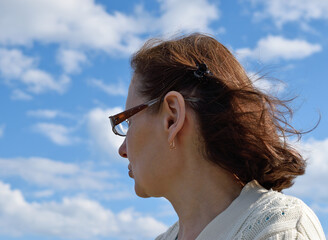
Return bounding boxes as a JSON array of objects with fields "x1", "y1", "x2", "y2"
[
  {"x1": 154, "y1": 182, "x2": 325, "y2": 240},
  {"x1": 232, "y1": 185, "x2": 326, "y2": 239},
  {"x1": 155, "y1": 221, "x2": 178, "y2": 240}
]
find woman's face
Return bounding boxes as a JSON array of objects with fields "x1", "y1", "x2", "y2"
[{"x1": 119, "y1": 75, "x2": 180, "y2": 198}]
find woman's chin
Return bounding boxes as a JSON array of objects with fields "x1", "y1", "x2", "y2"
[{"x1": 134, "y1": 183, "x2": 151, "y2": 198}]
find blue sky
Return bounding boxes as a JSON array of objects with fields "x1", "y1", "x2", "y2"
[{"x1": 0, "y1": 0, "x2": 327, "y2": 239}]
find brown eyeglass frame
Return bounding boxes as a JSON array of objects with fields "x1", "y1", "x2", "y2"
[
  {"x1": 109, "y1": 97, "x2": 160, "y2": 136},
  {"x1": 109, "y1": 97, "x2": 199, "y2": 136}
]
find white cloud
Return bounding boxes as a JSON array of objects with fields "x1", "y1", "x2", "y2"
[
  {"x1": 88, "y1": 78, "x2": 127, "y2": 96},
  {"x1": 22, "y1": 69, "x2": 70, "y2": 94},
  {"x1": 10, "y1": 89, "x2": 33, "y2": 100},
  {"x1": 27, "y1": 109, "x2": 73, "y2": 119},
  {"x1": 0, "y1": 0, "x2": 150, "y2": 55},
  {"x1": 247, "y1": 71, "x2": 286, "y2": 94},
  {"x1": 158, "y1": 0, "x2": 220, "y2": 34},
  {"x1": 0, "y1": 0, "x2": 220, "y2": 55},
  {"x1": 0, "y1": 48, "x2": 70, "y2": 94},
  {"x1": 0, "y1": 181, "x2": 167, "y2": 239},
  {"x1": 0, "y1": 124, "x2": 5, "y2": 138},
  {"x1": 28, "y1": 109, "x2": 60, "y2": 118},
  {"x1": 57, "y1": 48, "x2": 87, "y2": 74},
  {"x1": 0, "y1": 157, "x2": 112, "y2": 191},
  {"x1": 247, "y1": 0, "x2": 328, "y2": 27},
  {"x1": 285, "y1": 138, "x2": 328, "y2": 204},
  {"x1": 101, "y1": 190, "x2": 134, "y2": 201},
  {"x1": 236, "y1": 35, "x2": 322, "y2": 62},
  {"x1": 32, "y1": 122, "x2": 77, "y2": 145},
  {"x1": 0, "y1": 48, "x2": 34, "y2": 78},
  {"x1": 115, "y1": 207, "x2": 167, "y2": 239},
  {"x1": 86, "y1": 107, "x2": 125, "y2": 159},
  {"x1": 34, "y1": 190, "x2": 55, "y2": 198}
]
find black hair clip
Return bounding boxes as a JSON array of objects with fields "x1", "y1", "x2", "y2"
[{"x1": 194, "y1": 63, "x2": 211, "y2": 78}]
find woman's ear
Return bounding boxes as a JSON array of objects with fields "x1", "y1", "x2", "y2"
[{"x1": 161, "y1": 91, "x2": 186, "y2": 143}]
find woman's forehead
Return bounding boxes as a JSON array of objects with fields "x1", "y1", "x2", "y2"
[{"x1": 125, "y1": 76, "x2": 143, "y2": 110}]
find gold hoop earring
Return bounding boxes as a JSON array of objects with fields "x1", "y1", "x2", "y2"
[{"x1": 169, "y1": 140, "x2": 176, "y2": 150}]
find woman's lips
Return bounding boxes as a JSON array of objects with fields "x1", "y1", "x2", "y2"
[{"x1": 128, "y1": 164, "x2": 134, "y2": 178}]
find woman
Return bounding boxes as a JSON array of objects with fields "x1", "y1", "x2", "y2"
[{"x1": 109, "y1": 33, "x2": 325, "y2": 240}]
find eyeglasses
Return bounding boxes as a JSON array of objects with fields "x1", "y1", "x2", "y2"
[{"x1": 109, "y1": 96, "x2": 199, "y2": 137}]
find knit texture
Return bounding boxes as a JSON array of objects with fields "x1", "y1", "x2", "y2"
[{"x1": 155, "y1": 181, "x2": 326, "y2": 240}]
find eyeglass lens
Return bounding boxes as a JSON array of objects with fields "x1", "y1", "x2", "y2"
[{"x1": 115, "y1": 120, "x2": 129, "y2": 136}]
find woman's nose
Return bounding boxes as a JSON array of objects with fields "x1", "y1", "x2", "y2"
[{"x1": 119, "y1": 138, "x2": 127, "y2": 158}]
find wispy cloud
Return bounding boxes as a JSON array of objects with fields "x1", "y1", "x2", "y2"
[
  {"x1": 285, "y1": 138, "x2": 328, "y2": 206},
  {"x1": 32, "y1": 122, "x2": 77, "y2": 146},
  {"x1": 27, "y1": 109, "x2": 73, "y2": 119},
  {"x1": 10, "y1": 89, "x2": 33, "y2": 100},
  {"x1": 0, "y1": 48, "x2": 70, "y2": 95},
  {"x1": 88, "y1": 78, "x2": 127, "y2": 96},
  {"x1": 247, "y1": 71, "x2": 286, "y2": 94},
  {"x1": 0, "y1": 181, "x2": 167, "y2": 239},
  {"x1": 0, "y1": 157, "x2": 112, "y2": 191},
  {"x1": 22, "y1": 69, "x2": 70, "y2": 94},
  {"x1": 0, "y1": 48, "x2": 34, "y2": 77},
  {"x1": 236, "y1": 35, "x2": 322, "y2": 62},
  {"x1": 0, "y1": 0, "x2": 151, "y2": 54},
  {"x1": 33, "y1": 190, "x2": 55, "y2": 198},
  {"x1": 0, "y1": 0, "x2": 220, "y2": 55},
  {"x1": 246, "y1": 0, "x2": 328, "y2": 28},
  {"x1": 86, "y1": 107, "x2": 125, "y2": 159},
  {"x1": 158, "y1": 0, "x2": 220, "y2": 34},
  {"x1": 56, "y1": 48, "x2": 87, "y2": 74}
]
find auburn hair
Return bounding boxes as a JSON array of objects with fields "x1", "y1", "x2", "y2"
[{"x1": 130, "y1": 33, "x2": 306, "y2": 191}]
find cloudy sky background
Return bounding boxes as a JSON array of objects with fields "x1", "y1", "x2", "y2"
[{"x1": 0, "y1": 0, "x2": 327, "y2": 239}]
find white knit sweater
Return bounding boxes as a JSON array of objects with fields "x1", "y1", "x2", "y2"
[{"x1": 155, "y1": 181, "x2": 326, "y2": 240}]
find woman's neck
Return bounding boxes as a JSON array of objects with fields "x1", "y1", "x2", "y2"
[{"x1": 165, "y1": 160, "x2": 243, "y2": 240}]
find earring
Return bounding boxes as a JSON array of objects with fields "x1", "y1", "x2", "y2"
[{"x1": 169, "y1": 140, "x2": 176, "y2": 150}]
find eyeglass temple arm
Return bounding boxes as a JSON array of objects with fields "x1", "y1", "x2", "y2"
[
  {"x1": 109, "y1": 98, "x2": 161, "y2": 126},
  {"x1": 109, "y1": 97, "x2": 198, "y2": 127}
]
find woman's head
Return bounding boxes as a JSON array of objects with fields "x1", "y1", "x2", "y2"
[
  {"x1": 128, "y1": 33, "x2": 306, "y2": 192},
  {"x1": 119, "y1": 75, "x2": 196, "y2": 198}
]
